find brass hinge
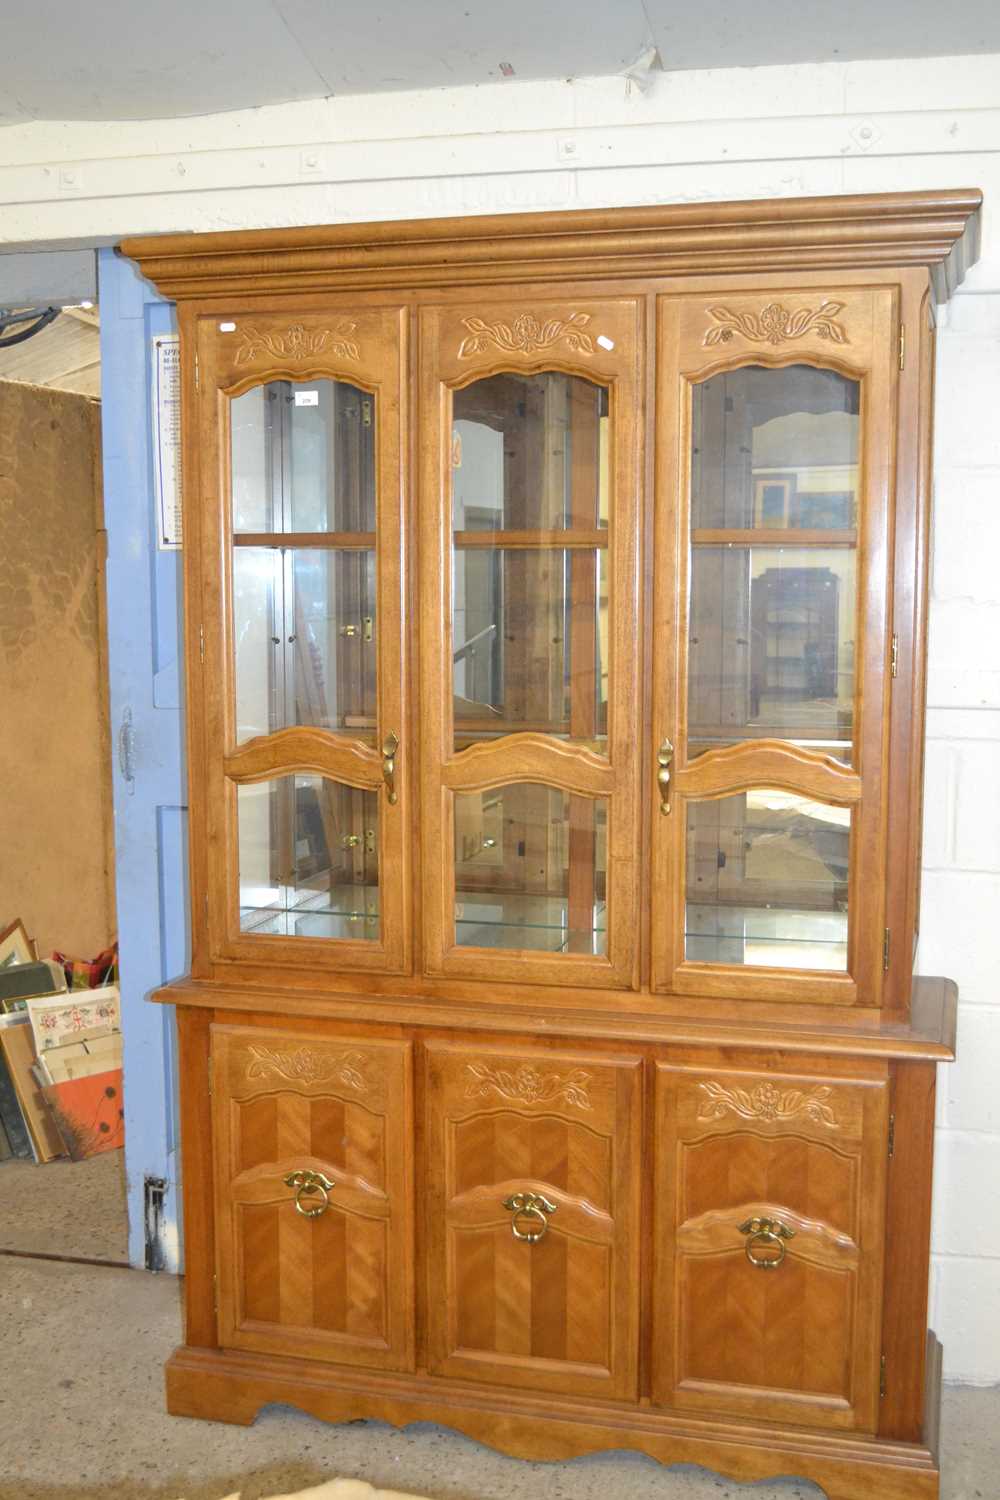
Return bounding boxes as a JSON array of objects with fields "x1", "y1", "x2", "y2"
[
  {"x1": 899, "y1": 325, "x2": 906, "y2": 371},
  {"x1": 362, "y1": 399, "x2": 372, "y2": 427},
  {"x1": 888, "y1": 1113, "x2": 896, "y2": 1159},
  {"x1": 199, "y1": 624, "x2": 205, "y2": 663},
  {"x1": 883, "y1": 928, "x2": 891, "y2": 972},
  {"x1": 890, "y1": 632, "x2": 898, "y2": 678},
  {"x1": 880, "y1": 1354, "x2": 887, "y2": 1399},
  {"x1": 194, "y1": 351, "x2": 200, "y2": 389}
]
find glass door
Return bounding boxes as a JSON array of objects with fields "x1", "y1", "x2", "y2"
[
  {"x1": 195, "y1": 307, "x2": 409, "y2": 973},
  {"x1": 652, "y1": 288, "x2": 899, "y2": 1004},
  {"x1": 419, "y1": 299, "x2": 642, "y2": 989}
]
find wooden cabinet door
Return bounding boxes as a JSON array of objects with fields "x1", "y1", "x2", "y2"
[
  {"x1": 418, "y1": 295, "x2": 643, "y2": 990},
  {"x1": 651, "y1": 285, "x2": 900, "y2": 1005},
  {"x1": 191, "y1": 304, "x2": 411, "y2": 976},
  {"x1": 425, "y1": 1041, "x2": 642, "y2": 1399},
  {"x1": 212, "y1": 1025, "x2": 414, "y2": 1371},
  {"x1": 652, "y1": 1056, "x2": 889, "y2": 1431}
]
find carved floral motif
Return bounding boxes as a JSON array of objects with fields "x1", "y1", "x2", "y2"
[
  {"x1": 703, "y1": 301, "x2": 848, "y2": 347},
  {"x1": 245, "y1": 1044, "x2": 368, "y2": 1091},
  {"x1": 697, "y1": 1080, "x2": 839, "y2": 1128},
  {"x1": 235, "y1": 321, "x2": 360, "y2": 363},
  {"x1": 465, "y1": 1061, "x2": 592, "y2": 1110},
  {"x1": 457, "y1": 311, "x2": 595, "y2": 359}
]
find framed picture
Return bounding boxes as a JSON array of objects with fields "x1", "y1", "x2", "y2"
[
  {"x1": 753, "y1": 475, "x2": 795, "y2": 527},
  {"x1": 0, "y1": 919, "x2": 35, "y2": 970}
]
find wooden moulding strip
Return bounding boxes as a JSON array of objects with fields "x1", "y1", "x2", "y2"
[
  {"x1": 674, "y1": 739, "x2": 862, "y2": 804},
  {"x1": 223, "y1": 727, "x2": 382, "y2": 787},
  {"x1": 150, "y1": 976, "x2": 959, "y2": 1062},
  {"x1": 442, "y1": 734, "x2": 615, "y2": 796},
  {"x1": 119, "y1": 189, "x2": 982, "y2": 303},
  {"x1": 165, "y1": 1344, "x2": 940, "y2": 1497},
  {"x1": 691, "y1": 528, "x2": 857, "y2": 547},
  {"x1": 232, "y1": 532, "x2": 376, "y2": 549}
]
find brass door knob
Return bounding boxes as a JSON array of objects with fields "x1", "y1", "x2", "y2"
[
  {"x1": 503, "y1": 1191, "x2": 557, "y2": 1244},
  {"x1": 737, "y1": 1214, "x2": 795, "y2": 1269},
  {"x1": 283, "y1": 1169, "x2": 334, "y2": 1218}
]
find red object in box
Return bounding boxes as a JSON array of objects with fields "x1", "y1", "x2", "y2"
[{"x1": 42, "y1": 1069, "x2": 124, "y2": 1160}]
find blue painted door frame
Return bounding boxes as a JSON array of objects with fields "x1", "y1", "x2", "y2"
[{"x1": 98, "y1": 249, "x2": 186, "y2": 1270}]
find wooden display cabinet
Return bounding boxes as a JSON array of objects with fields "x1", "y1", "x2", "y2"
[{"x1": 123, "y1": 187, "x2": 981, "y2": 1500}]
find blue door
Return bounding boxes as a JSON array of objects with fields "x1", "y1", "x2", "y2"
[{"x1": 98, "y1": 249, "x2": 186, "y2": 1270}]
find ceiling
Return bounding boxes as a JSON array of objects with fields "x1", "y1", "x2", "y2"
[{"x1": 2, "y1": 1, "x2": 1000, "y2": 124}]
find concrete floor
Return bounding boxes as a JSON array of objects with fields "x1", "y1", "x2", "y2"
[
  {"x1": 0, "y1": 1149, "x2": 127, "y2": 1262},
  {"x1": 0, "y1": 1156, "x2": 996, "y2": 1500}
]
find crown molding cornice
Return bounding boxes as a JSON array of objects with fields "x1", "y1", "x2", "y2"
[{"x1": 119, "y1": 189, "x2": 981, "y2": 304}]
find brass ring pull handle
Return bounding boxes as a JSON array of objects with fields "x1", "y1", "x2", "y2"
[
  {"x1": 381, "y1": 731, "x2": 399, "y2": 805},
  {"x1": 503, "y1": 1191, "x2": 557, "y2": 1244},
  {"x1": 283, "y1": 1169, "x2": 334, "y2": 1219},
  {"x1": 738, "y1": 1215, "x2": 795, "y2": 1270},
  {"x1": 657, "y1": 737, "x2": 674, "y2": 815}
]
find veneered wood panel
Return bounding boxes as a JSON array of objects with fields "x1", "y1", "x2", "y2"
[
  {"x1": 879, "y1": 1061, "x2": 937, "y2": 1441},
  {"x1": 425, "y1": 1040, "x2": 641, "y2": 1399},
  {"x1": 652, "y1": 1054, "x2": 889, "y2": 1431},
  {"x1": 212, "y1": 1025, "x2": 414, "y2": 1371}
]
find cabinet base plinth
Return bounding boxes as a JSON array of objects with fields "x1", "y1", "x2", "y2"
[{"x1": 165, "y1": 1339, "x2": 942, "y2": 1500}]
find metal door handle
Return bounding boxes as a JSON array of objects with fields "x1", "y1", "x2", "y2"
[
  {"x1": 657, "y1": 737, "x2": 674, "y2": 815},
  {"x1": 737, "y1": 1215, "x2": 795, "y2": 1269},
  {"x1": 503, "y1": 1191, "x2": 557, "y2": 1244},
  {"x1": 284, "y1": 1169, "x2": 334, "y2": 1218},
  {"x1": 382, "y1": 731, "x2": 399, "y2": 804}
]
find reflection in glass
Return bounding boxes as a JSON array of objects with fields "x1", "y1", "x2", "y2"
[
  {"x1": 688, "y1": 547, "x2": 855, "y2": 757},
  {"x1": 452, "y1": 547, "x2": 608, "y2": 750},
  {"x1": 231, "y1": 379, "x2": 375, "y2": 533},
  {"x1": 691, "y1": 364, "x2": 858, "y2": 533},
  {"x1": 451, "y1": 372, "x2": 610, "y2": 750},
  {"x1": 238, "y1": 776, "x2": 379, "y2": 939},
  {"x1": 453, "y1": 784, "x2": 607, "y2": 954},
  {"x1": 685, "y1": 790, "x2": 849, "y2": 970},
  {"x1": 688, "y1": 364, "x2": 859, "y2": 759},
  {"x1": 233, "y1": 548, "x2": 377, "y2": 745}
]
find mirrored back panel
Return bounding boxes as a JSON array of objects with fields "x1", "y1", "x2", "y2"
[
  {"x1": 688, "y1": 364, "x2": 859, "y2": 762},
  {"x1": 452, "y1": 372, "x2": 610, "y2": 752}
]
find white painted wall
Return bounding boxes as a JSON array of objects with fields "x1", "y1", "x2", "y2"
[{"x1": 3, "y1": 50, "x2": 997, "y2": 1383}]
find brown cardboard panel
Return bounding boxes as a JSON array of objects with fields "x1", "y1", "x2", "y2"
[
  {"x1": 0, "y1": 1023, "x2": 65, "y2": 1161},
  {"x1": 0, "y1": 381, "x2": 115, "y2": 960}
]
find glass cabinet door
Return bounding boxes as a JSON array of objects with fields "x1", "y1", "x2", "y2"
[
  {"x1": 194, "y1": 308, "x2": 409, "y2": 972},
  {"x1": 419, "y1": 300, "x2": 642, "y2": 988},
  {"x1": 652, "y1": 289, "x2": 898, "y2": 1004}
]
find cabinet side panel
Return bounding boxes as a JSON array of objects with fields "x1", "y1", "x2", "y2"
[
  {"x1": 177, "y1": 1005, "x2": 218, "y2": 1347},
  {"x1": 879, "y1": 1060, "x2": 936, "y2": 1441}
]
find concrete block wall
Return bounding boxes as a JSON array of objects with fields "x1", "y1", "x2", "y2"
[
  {"x1": 917, "y1": 290, "x2": 1000, "y2": 1386},
  {"x1": 2, "y1": 49, "x2": 998, "y2": 1382}
]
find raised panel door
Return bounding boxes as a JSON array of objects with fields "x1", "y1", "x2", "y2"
[
  {"x1": 425, "y1": 1040, "x2": 642, "y2": 1399},
  {"x1": 652, "y1": 1055, "x2": 889, "y2": 1430},
  {"x1": 211, "y1": 1025, "x2": 414, "y2": 1370}
]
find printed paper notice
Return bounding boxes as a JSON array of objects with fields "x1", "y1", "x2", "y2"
[{"x1": 152, "y1": 334, "x2": 182, "y2": 549}]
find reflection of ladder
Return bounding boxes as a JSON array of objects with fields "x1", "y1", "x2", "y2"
[
  {"x1": 292, "y1": 593, "x2": 342, "y2": 889},
  {"x1": 453, "y1": 622, "x2": 501, "y2": 724}
]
